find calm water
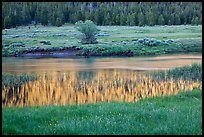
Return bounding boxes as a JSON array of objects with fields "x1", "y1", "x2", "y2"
[
  {"x1": 2, "y1": 54, "x2": 202, "y2": 107},
  {"x1": 2, "y1": 54, "x2": 202, "y2": 73}
]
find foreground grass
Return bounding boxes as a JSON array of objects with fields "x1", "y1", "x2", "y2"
[{"x1": 2, "y1": 88, "x2": 202, "y2": 135}]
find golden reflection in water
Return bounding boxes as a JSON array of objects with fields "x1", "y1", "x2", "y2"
[{"x1": 2, "y1": 70, "x2": 202, "y2": 107}]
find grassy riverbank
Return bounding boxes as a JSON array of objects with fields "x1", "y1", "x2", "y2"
[
  {"x1": 2, "y1": 88, "x2": 202, "y2": 135},
  {"x1": 2, "y1": 25, "x2": 202, "y2": 57}
]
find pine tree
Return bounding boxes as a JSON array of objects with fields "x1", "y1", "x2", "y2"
[
  {"x1": 115, "y1": 15, "x2": 120, "y2": 25},
  {"x1": 146, "y1": 11, "x2": 155, "y2": 26},
  {"x1": 158, "y1": 15, "x2": 165, "y2": 25},
  {"x1": 2, "y1": 2, "x2": 202, "y2": 28},
  {"x1": 126, "y1": 13, "x2": 132, "y2": 26},
  {"x1": 191, "y1": 16, "x2": 199, "y2": 25},
  {"x1": 174, "y1": 14, "x2": 181, "y2": 25},
  {"x1": 41, "y1": 8, "x2": 48, "y2": 26},
  {"x1": 120, "y1": 13, "x2": 126, "y2": 26},
  {"x1": 138, "y1": 13, "x2": 145, "y2": 26},
  {"x1": 8, "y1": 10, "x2": 16, "y2": 28},
  {"x1": 199, "y1": 16, "x2": 202, "y2": 24},
  {"x1": 133, "y1": 13, "x2": 138, "y2": 26},
  {"x1": 169, "y1": 14, "x2": 175, "y2": 25},
  {"x1": 4, "y1": 16, "x2": 11, "y2": 29},
  {"x1": 105, "y1": 13, "x2": 111, "y2": 25}
]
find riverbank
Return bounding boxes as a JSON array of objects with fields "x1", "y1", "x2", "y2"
[
  {"x1": 12, "y1": 39, "x2": 203, "y2": 57},
  {"x1": 2, "y1": 25, "x2": 202, "y2": 57},
  {"x1": 2, "y1": 88, "x2": 202, "y2": 135}
]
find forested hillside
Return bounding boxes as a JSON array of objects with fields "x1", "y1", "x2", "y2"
[{"x1": 2, "y1": 2, "x2": 202, "y2": 29}]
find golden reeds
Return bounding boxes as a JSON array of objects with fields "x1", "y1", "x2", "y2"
[{"x1": 2, "y1": 70, "x2": 202, "y2": 107}]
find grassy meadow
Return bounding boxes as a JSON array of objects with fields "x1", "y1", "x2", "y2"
[
  {"x1": 2, "y1": 25, "x2": 202, "y2": 57},
  {"x1": 2, "y1": 88, "x2": 202, "y2": 135}
]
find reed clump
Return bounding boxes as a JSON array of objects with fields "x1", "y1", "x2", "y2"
[
  {"x1": 2, "y1": 64, "x2": 202, "y2": 107},
  {"x1": 148, "y1": 63, "x2": 202, "y2": 81}
]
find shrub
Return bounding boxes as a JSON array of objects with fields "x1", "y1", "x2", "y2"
[
  {"x1": 137, "y1": 38, "x2": 175, "y2": 46},
  {"x1": 75, "y1": 20, "x2": 100, "y2": 44},
  {"x1": 39, "y1": 40, "x2": 51, "y2": 45},
  {"x1": 137, "y1": 38, "x2": 161, "y2": 46},
  {"x1": 56, "y1": 18, "x2": 63, "y2": 27}
]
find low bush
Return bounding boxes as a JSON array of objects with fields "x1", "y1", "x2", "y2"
[
  {"x1": 137, "y1": 38, "x2": 174, "y2": 46},
  {"x1": 75, "y1": 20, "x2": 100, "y2": 44}
]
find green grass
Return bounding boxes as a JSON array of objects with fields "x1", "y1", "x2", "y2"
[
  {"x1": 2, "y1": 25, "x2": 202, "y2": 57},
  {"x1": 148, "y1": 63, "x2": 202, "y2": 81},
  {"x1": 2, "y1": 73, "x2": 39, "y2": 88},
  {"x1": 2, "y1": 88, "x2": 202, "y2": 135}
]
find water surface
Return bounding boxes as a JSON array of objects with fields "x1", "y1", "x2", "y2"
[
  {"x1": 2, "y1": 54, "x2": 202, "y2": 107},
  {"x1": 2, "y1": 54, "x2": 202, "y2": 73}
]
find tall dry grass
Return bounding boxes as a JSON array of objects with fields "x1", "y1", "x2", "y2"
[{"x1": 2, "y1": 69, "x2": 202, "y2": 107}]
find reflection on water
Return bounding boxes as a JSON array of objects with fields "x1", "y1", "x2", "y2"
[
  {"x1": 2, "y1": 54, "x2": 202, "y2": 107},
  {"x1": 2, "y1": 70, "x2": 202, "y2": 107},
  {"x1": 2, "y1": 54, "x2": 202, "y2": 73}
]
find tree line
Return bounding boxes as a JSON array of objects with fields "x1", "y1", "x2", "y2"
[{"x1": 2, "y1": 2, "x2": 202, "y2": 29}]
